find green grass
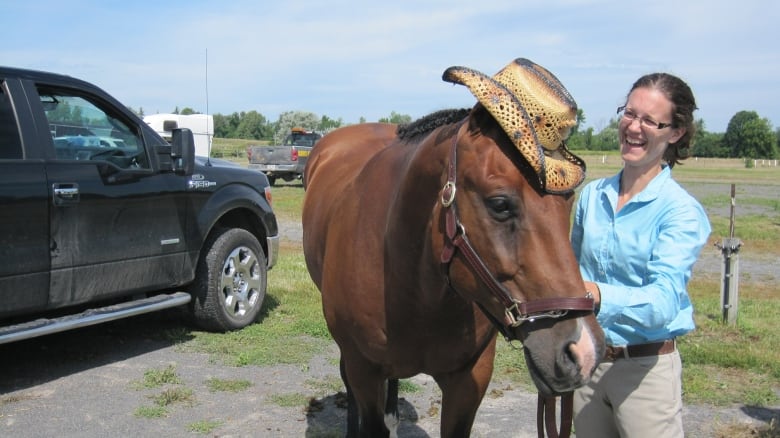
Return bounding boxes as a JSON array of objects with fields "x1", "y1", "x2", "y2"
[
  {"x1": 305, "y1": 376, "x2": 344, "y2": 395},
  {"x1": 188, "y1": 420, "x2": 223, "y2": 434},
  {"x1": 205, "y1": 377, "x2": 252, "y2": 393},
  {"x1": 269, "y1": 392, "x2": 310, "y2": 407},
  {"x1": 398, "y1": 379, "x2": 423, "y2": 394},
  {"x1": 210, "y1": 138, "x2": 262, "y2": 159},
  {"x1": 181, "y1": 155, "x2": 780, "y2": 418},
  {"x1": 133, "y1": 387, "x2": 195, "y2": 419},
  {"x1": 178, "y1": 249, "x2": 329, "y2": 367},
  {"x1": 134, "y1": 405, "x2": 168, "y2": 418},
  {"x1": 131, "y1": 364, "x2": 196, "y2": 420},
  {"x1": 150, "y1": 387, "x2": 194, "y2": 407},
  {"x1": 132, "y1": 364, "x2": 182, "y2": 389}
]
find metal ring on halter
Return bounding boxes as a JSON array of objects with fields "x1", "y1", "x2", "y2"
[{"x1": 441, "y1": 181, "x2": 457, "y2": 207}]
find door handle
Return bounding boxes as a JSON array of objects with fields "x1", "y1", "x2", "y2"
[{"x1": 52, "y1": 183, "x2": 80, "y2": 206}]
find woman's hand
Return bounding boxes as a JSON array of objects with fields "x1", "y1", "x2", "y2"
[{"x1": 585, "y1": 281, "x2": 601, "y2": 312}]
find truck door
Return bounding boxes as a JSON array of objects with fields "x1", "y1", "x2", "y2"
[
  {"x1": 32, "y1": 86, "x2": 190, "y2": 306},
  {"x1": 0, "y1": 79, "x2": 50, "y2": 317}
]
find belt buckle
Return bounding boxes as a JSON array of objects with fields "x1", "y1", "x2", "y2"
[{"x1": 604, "y1": 346, "x2": 627, "y2": 362}]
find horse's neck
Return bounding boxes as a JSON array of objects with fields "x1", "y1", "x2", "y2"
[{"x1": 384, "y1": 131, "x2": 453, "y2": 285}]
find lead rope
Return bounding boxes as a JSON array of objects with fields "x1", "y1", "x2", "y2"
[{"x1": 537, "y1": 393, "x2": 574, "y2": 438}]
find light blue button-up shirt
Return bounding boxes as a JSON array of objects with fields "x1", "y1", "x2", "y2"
[{"x1": 571, "y1": 166, "x2": 711, "y2": 347}]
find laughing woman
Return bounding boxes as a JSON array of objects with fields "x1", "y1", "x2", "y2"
[{"x1": 570, "y1": 73, "x2": 711, "y2": 438}]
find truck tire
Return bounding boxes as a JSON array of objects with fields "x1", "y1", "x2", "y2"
[
  {"x1": 189, "y1": 228, "x2": 267, "y2": 331},
  {"x1": 267, "y1": 175, "x2": 277, "y2": 186}
]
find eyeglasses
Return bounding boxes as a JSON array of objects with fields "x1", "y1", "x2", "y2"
[{"x1": 617, "y1": 106, "x2": 673, "y2": 130}]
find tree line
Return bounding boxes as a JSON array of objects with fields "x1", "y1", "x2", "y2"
[{"x1": 134, "y1": 106, "x2": 779, "y2": 160}]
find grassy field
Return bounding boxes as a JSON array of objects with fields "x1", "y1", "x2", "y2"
[
  {"x1": 210, "y1": 137, "x2": 265, "y2": 159},
  {"x1": 189, "y1": 146, "x2": 780, "y2": 434}
]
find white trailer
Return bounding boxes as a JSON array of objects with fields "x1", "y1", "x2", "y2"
[{"x1": 144, "y1": 113, "x2": 214, "y2": 157}]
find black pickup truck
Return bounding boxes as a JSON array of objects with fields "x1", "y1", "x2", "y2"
[{"x1": 0, "y1": 66, "x2": 279, "y2": 344}]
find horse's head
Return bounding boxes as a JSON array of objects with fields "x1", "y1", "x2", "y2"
[{"x1": 437, "y1": 59, "x2": 605, "y2": 396}]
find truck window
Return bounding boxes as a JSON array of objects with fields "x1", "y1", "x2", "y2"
[
  {"x1": 39, "y1": 89, "x2": 148, "y2": 168},
  {"x1": 0, "y1": 83, "x2": 23, "y2": 159}
]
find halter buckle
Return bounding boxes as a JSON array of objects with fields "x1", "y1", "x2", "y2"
[{"x1": 506, "y1": 302, "x2": 569, "y2": 327}]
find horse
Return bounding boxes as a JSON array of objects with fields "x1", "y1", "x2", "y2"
[{"x1": 302, "y1": 58, "x2": 605, "y2": 437}]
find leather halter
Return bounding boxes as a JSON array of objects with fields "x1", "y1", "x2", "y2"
[
  {"x1": 439, "y1": 129, "x2": 595, "y2": 340},
  {"x1": 439, "y1": 129, "x2": 592, "y2": 438},
  {"x1": 439, "y1": 128, "x2": 590, "y2": 438}
]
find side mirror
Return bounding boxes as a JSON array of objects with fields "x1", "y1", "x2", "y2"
[{"x1": 171, "y1": 128, "x2": 195, "y2": 175}]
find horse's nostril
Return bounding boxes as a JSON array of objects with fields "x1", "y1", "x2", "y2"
[{"x1": 565, "y1": 342, "x2": 578, "y2": 366}]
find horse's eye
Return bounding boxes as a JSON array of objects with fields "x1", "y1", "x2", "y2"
[{"x1": 485, "y1": 196, "x2": 514, "y2": 221}]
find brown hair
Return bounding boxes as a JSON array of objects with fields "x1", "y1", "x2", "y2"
[{"x1": 627, "y1": 73, "x2": 697, "y2": 168}]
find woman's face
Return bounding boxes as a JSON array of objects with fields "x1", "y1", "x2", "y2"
[{"x1": 619, "y1": 87, "x2": 685, "y2": 173}]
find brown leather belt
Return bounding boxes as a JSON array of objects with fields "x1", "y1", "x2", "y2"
[{"x1": 603, "y1": 339, "x2": 675, "y2": 362}]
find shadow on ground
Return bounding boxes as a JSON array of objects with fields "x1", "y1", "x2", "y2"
[{"x1": 305, "y1": 391, "x2": 432, "y2": 437}]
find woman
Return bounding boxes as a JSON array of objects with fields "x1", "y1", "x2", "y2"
[{"x1": 570, "y1": 73, "x2": 711, "y2": 437}]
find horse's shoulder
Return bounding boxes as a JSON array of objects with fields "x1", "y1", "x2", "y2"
[{"x1": 308, "y1": 123, "x2": 398, "y2": 179}]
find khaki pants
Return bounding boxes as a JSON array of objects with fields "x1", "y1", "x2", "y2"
[{"x1": 573, "y1": 350, "x2": 683, "y2": 438}]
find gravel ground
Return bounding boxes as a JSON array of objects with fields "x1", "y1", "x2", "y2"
[
  {"x1": 1, "y1": 181, "x2": 777, "y2": 437},
  {"x1": 1, "y1": 318, "x2": 777, "y2": 438}
]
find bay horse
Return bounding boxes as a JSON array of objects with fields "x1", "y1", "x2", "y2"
[{"x1": 302, "y1": 58, "x2": 605, "y2": 437}]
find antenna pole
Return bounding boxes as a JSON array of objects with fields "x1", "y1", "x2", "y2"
[{"x1": 205, "y1": 48, "x2": 212, "y2": 162}]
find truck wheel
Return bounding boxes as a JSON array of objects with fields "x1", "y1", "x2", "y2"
[
  {"x1": 267, "y1": 176, "x2": 277, "y2": 186},
  {"x1": 189, "y1": 228, "x2": 267, "y2": 331}
]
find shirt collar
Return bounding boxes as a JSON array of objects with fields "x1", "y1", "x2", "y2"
[{"x1": 601, "y1": 165, "x2": 672, "y2": 211}]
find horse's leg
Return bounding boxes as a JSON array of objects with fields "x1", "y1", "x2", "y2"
[
  {"x1": 341, "y1": 351, "x2": 391, "y2": 437},
  {"x1": 340, "y1": 357, "x2": 359, "y2": 438},
  {"x1": 384, "y1": 378, "x2": 399, "y2": 437},
  {"x1": 434, "y1": 338, "x2": 497, "y2": 438}
]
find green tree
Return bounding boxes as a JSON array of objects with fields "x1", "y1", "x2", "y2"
[
  {"x1": 584, "y1": 127, "x2": 594, "y2": 150},
  {"x1": 589, "y1": 118, "x2": 619, "y2": 151},
  {"x1": 234, "y1": 111, "x2": 270, "y2": 140},
  {"x1": 274, "y1": 111, "x2": 320, "y2": 143},
  {"x1": 690, "y1": 119, "x2": 722, "y2": 157},
  {"x1": 318, "y1": 115, "x2": 343, "y2": 132},
  {"x1": 212, "y1": 113, "x2": 229, "y2": 138},
  {"x1": 215, "y1": 112, "x2": 243, "y2": 138},
  {"x1": 723, "y1": 111, "x2": 777, "y2": 159},
  {"x1": 776, "y1": 127, "x2": 780, "y2": 155},
  {"x1": 378, "y1": 111, "x2": 412, "y2": 124},
  {"x1": 692, "y1": 131, "x2": 726, "y2": 157}
]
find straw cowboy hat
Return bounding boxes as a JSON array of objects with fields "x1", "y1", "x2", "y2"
[{"x1": 443, "y1": 58, "x2": 586, "y2": 194}]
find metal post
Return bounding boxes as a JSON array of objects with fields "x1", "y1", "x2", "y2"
[{"x1": 716, "y1": 184, "x2": 742, "y2": 325}]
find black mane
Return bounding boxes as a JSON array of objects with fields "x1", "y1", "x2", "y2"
[{"x1": 397, "y1": 108, "x2": 470, "y2": 141}]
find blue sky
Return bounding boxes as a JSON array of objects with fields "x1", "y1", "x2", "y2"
[{"x1": 3, "y1": 0, "x2": 778, "y2": 133}]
